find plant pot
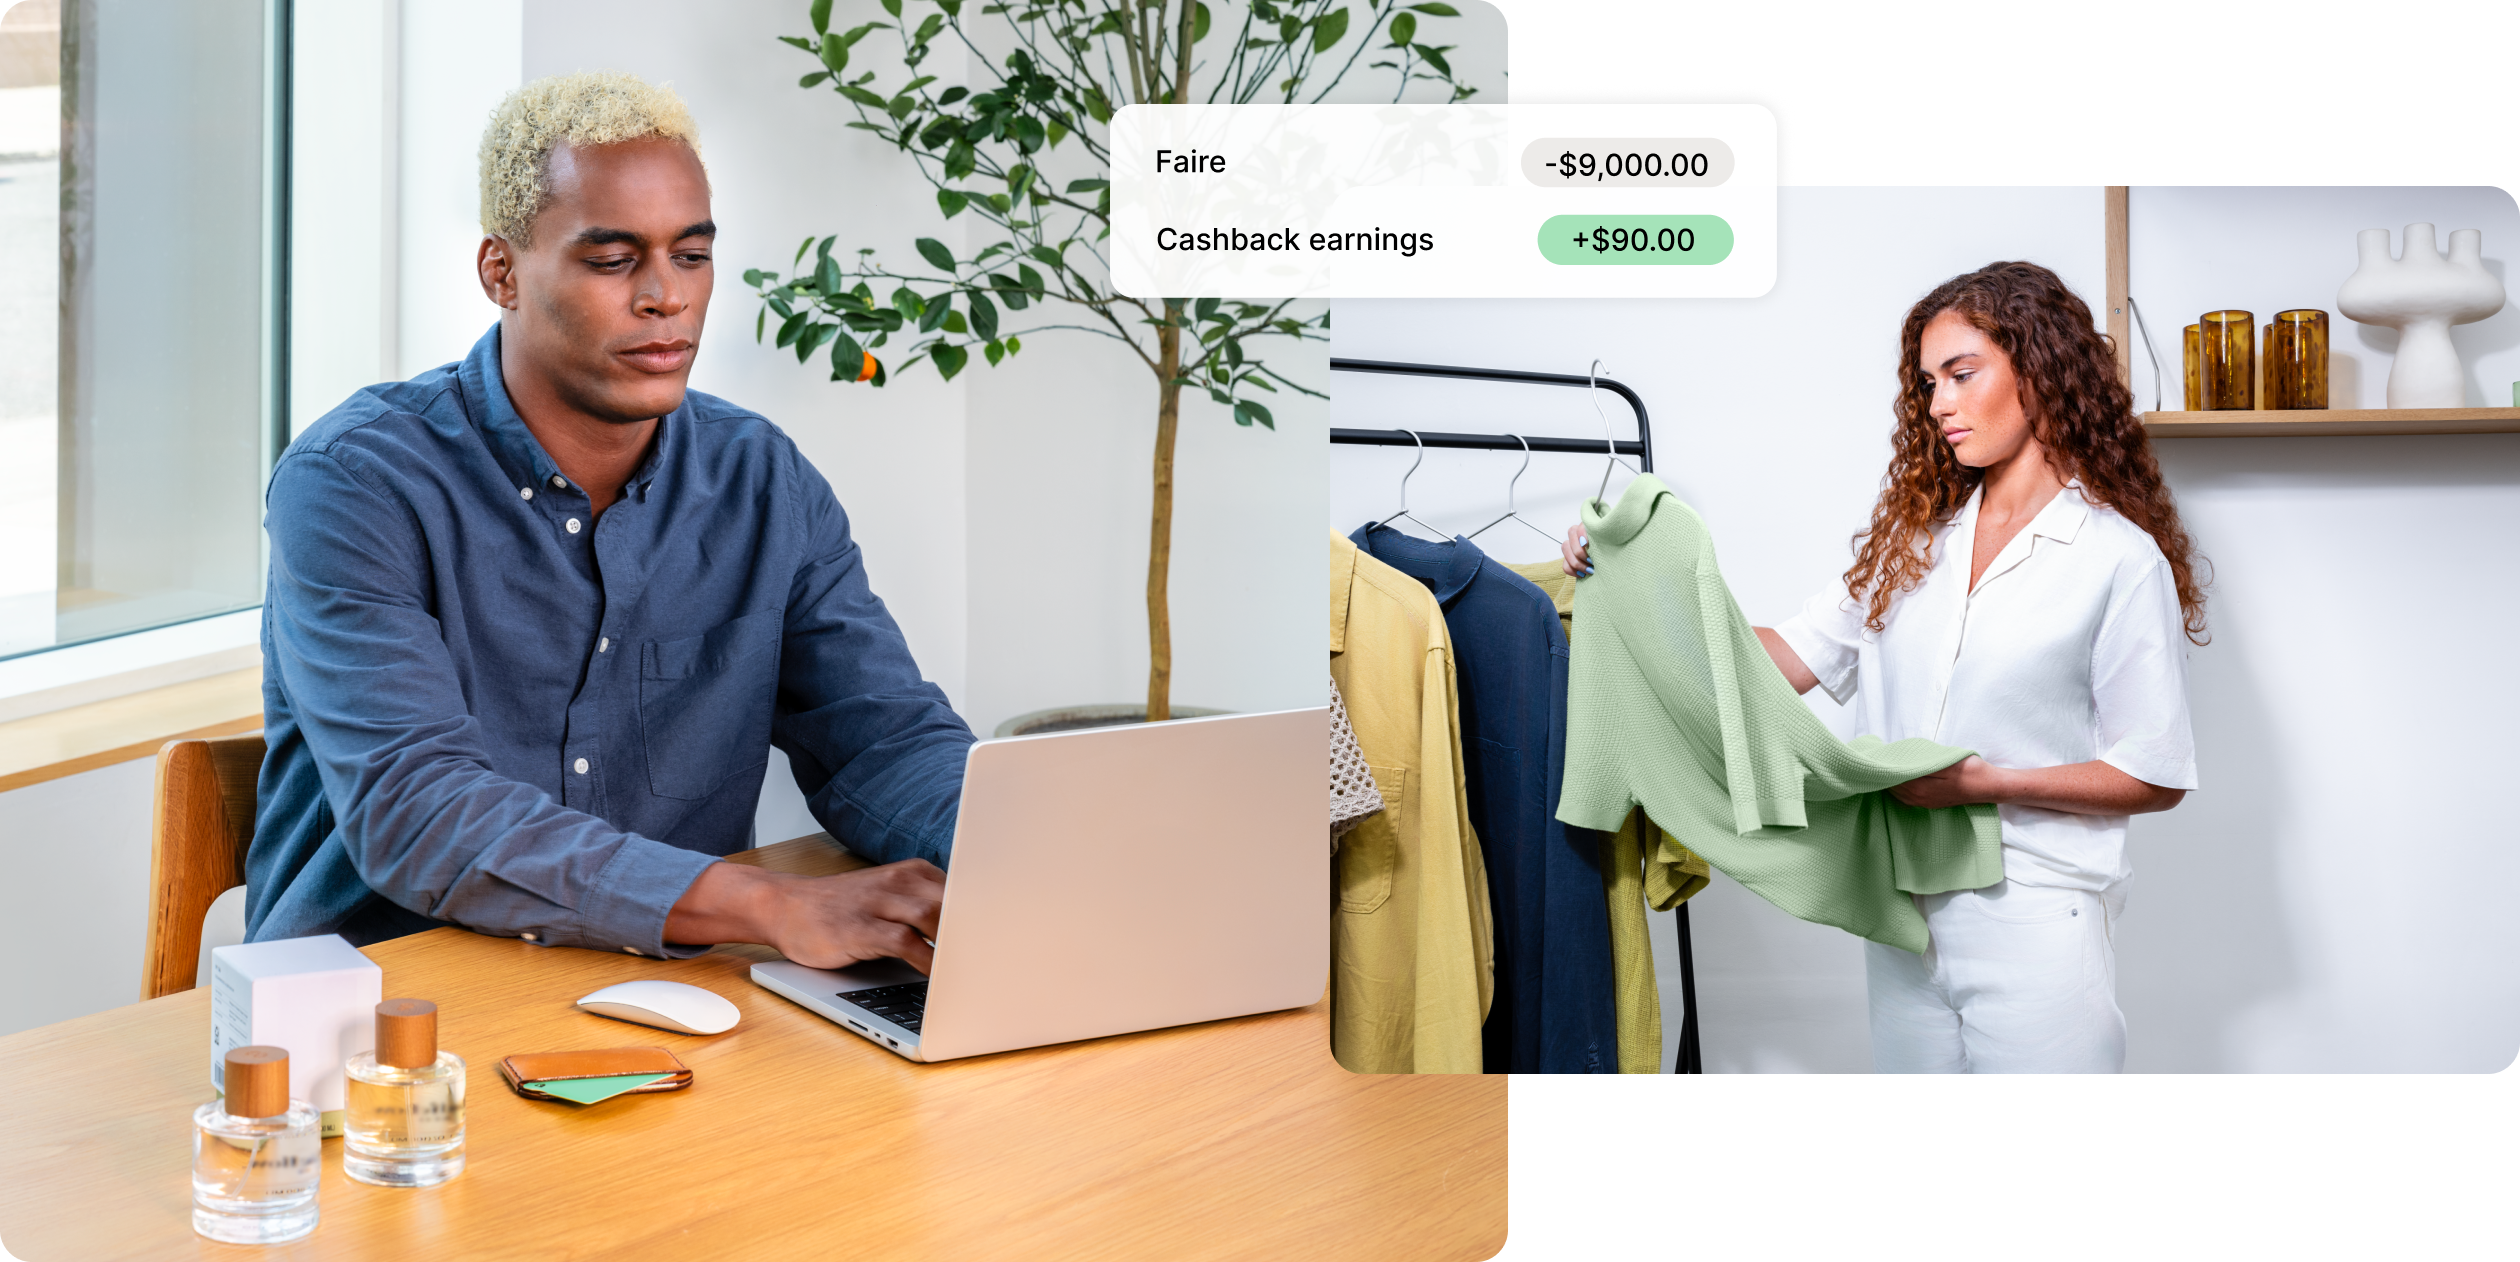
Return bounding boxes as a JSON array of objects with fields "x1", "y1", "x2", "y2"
[{"x1": 992, "y1": 704, "x2": 1230, "y2": 738}]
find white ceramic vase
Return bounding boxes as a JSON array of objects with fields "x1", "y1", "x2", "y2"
[{"x1": 2335, "y1": 223, "x2": 2506, "y2": 409}]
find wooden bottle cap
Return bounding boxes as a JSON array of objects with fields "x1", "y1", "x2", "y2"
[
  {"x1": 224, "y1": 1046, "x2": 291, "y2": 1119},
  {"x1": 375, "y1": 998, "x2": 439, "y2": 1069}
]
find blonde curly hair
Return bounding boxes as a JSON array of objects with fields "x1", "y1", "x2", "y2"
[{"x1": 479, "y1": 71, "x2": 702, "y2": 246}]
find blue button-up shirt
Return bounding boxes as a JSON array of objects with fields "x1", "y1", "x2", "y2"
[
  {"x1": 248, "y1": 326, "x2": 974, "y2": 955},
  {"x1": 1352, "y1": 524, "x2": 1617, "y2": 1073}
]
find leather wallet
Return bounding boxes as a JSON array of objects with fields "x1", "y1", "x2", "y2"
[{"x1": 498, "y1": 1047, "x2": 693, "y2": 1101}]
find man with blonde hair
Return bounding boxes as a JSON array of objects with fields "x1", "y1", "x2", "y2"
[{"x1": 248, "y1": 73, "x2": 969, "y2": 971}]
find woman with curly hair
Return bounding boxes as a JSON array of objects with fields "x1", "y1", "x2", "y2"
[{"x1": 1564, "y1": 260, "x2": 2204, "y2": 1073}]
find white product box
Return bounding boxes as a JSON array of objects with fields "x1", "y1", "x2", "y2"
[{"x1": 210, "y1": 934, "x2": 383, "y2": 1135}]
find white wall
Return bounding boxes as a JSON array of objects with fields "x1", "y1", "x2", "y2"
[
  {"x1": 2120, "y1": 187, "x2": 2520, "y2": 1072},
  {"x1": 0, "y1": 758, "x2": 153, "y2": 1035},
  {"x1": 1336, "y1": 186, "x2": 2520, "y2": 1073}
]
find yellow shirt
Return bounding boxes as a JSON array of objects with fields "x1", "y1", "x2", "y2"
[
  {"x1": 1329, "y1": 532, "x2": 1494, "y2": 1073},
  {"x1": 1508, "y1": 560, "x2": 1710, "y2": 1074}
]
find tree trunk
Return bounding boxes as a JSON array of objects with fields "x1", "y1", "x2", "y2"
[{"x1": 1146, "y1": 303, "x2": 1182, "y2": 722}]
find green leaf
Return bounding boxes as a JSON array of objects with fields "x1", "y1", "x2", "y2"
[
  {"x1": 1387, "y1": 12, "x2": 1416, "y2": 45},
  {"x1": 915, "y1": 237, "x2": 957, "y2": 272},
  {"x1": 913, "y1": 12, "x2": 944, "y2": 41},
  {"x1": 798, "y1": 322, "x2": 837, "y2": 364},
  {"x1": 818, "y1": 36, "x2": 849, "y2": 76},
  {"x1": 936, "y1": 189, "x2": 968, "y2": 218},
  {"x1": 814, "y1": 255, "x2": 843, "y2": 296},
  {"x1": 778, "y1": 34, "x2": 813, "y2": 51},
  {"x1": 1195, "y1": 297, "x2": 1221, "y2": 322},
  {"x1": 1045, "y1": 119, "x2": 1068, "y2": 148},
  {"x1": 931, "y1": 342, "x2": 970, "y2": 380},
  {"x1": 1310, "y1": 8, "x2": 1347, "y2": 52},
  {"x1": 799, "y1": 71, "x2": 831, "y2": 88},
  {"x1": 967, "y1": 290, "x2": 1000, "y2": 340},
  {"x1": 831, "y1": 324, "x2": 871, "y2": 372},
  {"x1": 880, "y1": 0, "x2": 902, "y2": 15},
  {"x1": 892, "y1": 287, "x2": 924, "y2": 320},
  {"x1": 938, "y1": 85, "x2": 969, "y2": 106},
  {"x1": 1004, "y1": 336, "x2": 1020, "y2": 355},
  {"x1": 809, "y1": 0, "x2": 834, "y2": 34},
  {"x1": 983, "y1": 339, "x2": 1005, "y2": 366},
  {"x1": 1016, "y1": 263, "x2": 1045, "y2": 295},
  {"x1": 742, "y1": 267, "x2": 767, "y2": 287},
  {"x1": 942, "y1": 309, "x2": 968, "y2": 334},
  {"x1": 944, "y1": 142, "x2": 977, "y2": 180},
  {"x1": 921, "y1": 293, "x2": 952, "y2": 332},
  {"x1": 1406, "y1": 2, "x2": 1461, "y2": 13},
  {"x1": 1415, "y1": 43, "x2": 1451, "y2": 75},
  {"x1": 839, "y1": 83, "x2": 889, "y2": 108},
  {"x1": 775, "y1": 309, "x2": 810, "y2": 349},
  {"x1": 1025, "y1": 245, "x2": 1063, "y2": 269},
  {"x1": 755, "y1": 307, "x2": 766, "y2": 341},
  {"x1": 1192, "y1": 2, "x2": 1211, "y2": 41},
  {"x1": 936, "y1": 0, "x2": 960, "y2": 16},
  {"x1": 1064, "y1": 178, "x2": 1108, "y2": 193},
  {"x1": 1081, "y1": 87, "x2": 1111, "y2": 123}
]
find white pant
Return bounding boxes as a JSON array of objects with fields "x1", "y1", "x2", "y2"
[{"x1": 1864, "y1": 881, "x2": 2125, "y2": 1073}]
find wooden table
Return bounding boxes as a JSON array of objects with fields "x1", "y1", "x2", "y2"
[{"x1": 0, "y1": 838, "x2": 1505, "y2": 1261}]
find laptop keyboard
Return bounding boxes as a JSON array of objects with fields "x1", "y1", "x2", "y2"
[{"x1": 839, "y1": 982, "x2": 927, "y2": 1034}]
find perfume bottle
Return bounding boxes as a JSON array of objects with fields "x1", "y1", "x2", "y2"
[
  {"x1": 193, "y1": 1045, "x2": 323, "y2": 1244},
  {"x1": 343, "y1": 998, "x2": 467, "y2": 1187}
]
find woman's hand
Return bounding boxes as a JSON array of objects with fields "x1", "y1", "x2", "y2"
[
  {"x1": 1890, "y1": 756, "x2": 2004, "y2": 808},
  {"x1": 1560, "y1": 523, "x2": 1593, "y2": 577},
  {"x1": 1891, "y1": 757, "x2": 2186, "y2": 814}
]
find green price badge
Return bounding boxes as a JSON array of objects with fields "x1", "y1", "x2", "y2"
[{"x1": 1539, "y1": 215, "x2": 1735, "y2": 266}]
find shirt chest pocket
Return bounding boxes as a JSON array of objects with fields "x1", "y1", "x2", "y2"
[
  {"x1": 1337, "y1": 764, "x2": 1406, "y2": 915},
  {"x1": 639, "y1": 609, "x2": 782, "y2": 801}
]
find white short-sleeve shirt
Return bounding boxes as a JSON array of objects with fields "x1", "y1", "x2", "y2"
[{"x1": 1773, "y1": 480, "x2": 2198, "y2": 892}]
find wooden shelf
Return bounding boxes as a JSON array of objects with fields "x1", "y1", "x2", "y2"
[
  {"x1": 0, "y1": 667, "x2": 262, "y2": 793},
  {"x1": 2143, "y1": 407, "x2": 2520, "y2": 438}
]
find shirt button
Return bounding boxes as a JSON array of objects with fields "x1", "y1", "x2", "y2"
[
  {"x1": 574, "y1": 757, "x2": 590, "y2": 774},
  {"x1": 521, "y1": 932, "x2": 539, "y2": 942},
  {"x1": 550, "y1": 474, "x2": 567, "y2": 489},
  {"x1": 520, "y1": 486, "x2": 533, "y2": 501},
  {"x1": 566, "y1": 517, "x2": 582, "y2": 534},
  {"x1": 598, "y1": 637, "x2": 610, "y2": 653}
]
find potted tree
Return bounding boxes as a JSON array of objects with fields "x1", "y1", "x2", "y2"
[{"x1": 744, "y1": 0, "x2": 1478, "y2": 730}]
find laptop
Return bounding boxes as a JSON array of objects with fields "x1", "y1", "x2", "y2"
[{"x1": 749, "y1": 706, "x2": 1328, "y2": 1062}]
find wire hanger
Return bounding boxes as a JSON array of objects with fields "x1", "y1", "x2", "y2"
[
  {"x1": 1375, "y1": 428, "x2": 1449, "y2": 539},
  {"x1": 1467, "y1": 433, "x2": 1560, "y2": 545},
  {"x1": 2126, "y1": 295, "x2": 2166, "y2": 414},
  {"x1": 1590, "y1": 359, "x2": 1639, "y2": 503}
]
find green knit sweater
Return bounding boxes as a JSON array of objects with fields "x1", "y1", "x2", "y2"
[{"x1": 1554, "y1": 474, "x2": 2002, "y2": 953}]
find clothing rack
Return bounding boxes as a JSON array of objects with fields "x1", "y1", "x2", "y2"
[{"x1": 1329, "y1": 356, "x2": 1703, "y2": 1075}]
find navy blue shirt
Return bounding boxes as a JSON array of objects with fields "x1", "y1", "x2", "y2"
[
  {"x1": 1352, "y1": 526, "x2": 1617, "y2": 1073},
  {"x1": 249, "y1": 326, "x2": 974, "y2": 955}
]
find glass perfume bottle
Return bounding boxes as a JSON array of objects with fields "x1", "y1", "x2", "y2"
[
  {"x1": 343, "y1": 998, "x2": 467, "y2": 1187},
  {"x1": 193, "y1": 1045, "x2": 322, "y2": 1244}
]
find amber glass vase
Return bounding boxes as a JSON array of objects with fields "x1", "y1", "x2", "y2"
[
  {"x1": 2182, "y1": 325, "x2": 2201, "y2": 410},
  {"x1": 2198, "y1": 310, "x2": 2255, "y2": 410},
  {"x1": 2264, "y1": 309, "x2": 2328, "y2": 409}
]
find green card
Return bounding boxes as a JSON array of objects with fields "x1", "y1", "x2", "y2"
[{"x1": 522, "y1": 1072, "x2": 672, "y2": 1105}]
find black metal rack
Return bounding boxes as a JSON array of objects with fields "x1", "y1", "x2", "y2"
[{"x1": 1329, "y1": 356, "x2": 1703, "y2": 1076}]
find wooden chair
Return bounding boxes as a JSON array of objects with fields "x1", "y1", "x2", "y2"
[{"x1": 142, "y1": 732, "x2": 265, "y2": 1000}]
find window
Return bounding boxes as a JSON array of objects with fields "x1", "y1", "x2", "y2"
[{"x1": 0, "y1": 0, "x2": 282, "y2": 660}]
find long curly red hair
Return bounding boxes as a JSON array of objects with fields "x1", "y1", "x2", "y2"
[{"x1": 1844, "y1": 261, "x2": 2209, "y2": 642}]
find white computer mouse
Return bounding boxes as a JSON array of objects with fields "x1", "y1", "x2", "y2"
[{"x1": 576, "y1": 979, "x2": 741, "y2": 1035}]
